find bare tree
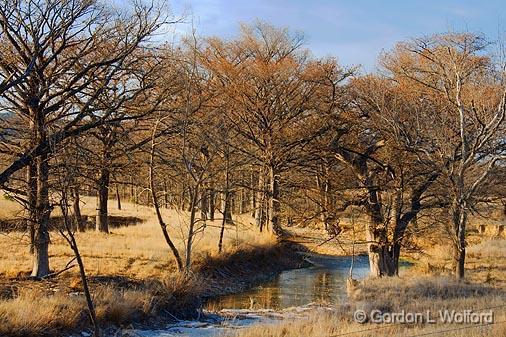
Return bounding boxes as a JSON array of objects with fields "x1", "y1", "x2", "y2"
[
  {"x1": 200, "y1": 22, "x2": 351, "y2": 236},
  {"x1": 380, "y1": 33, "x2": 506, "y2": 279},
  {"x1": 0, "y1": 0, "x2": 165, "y2": 277},
  {"x1": 149, "y1": 117, "x2": 184, "y2": 271}
]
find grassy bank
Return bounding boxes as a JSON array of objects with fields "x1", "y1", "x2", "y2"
[
  {"x1": 0, "y1": 242, "x2": 306, "y2": 337},
  {"x1": 231, "y1": 238, "x2": 506, "y2": 337},
  {"x1": 1, "y1": 195, "x2": 504, "y2": 336},
  {"x1": 0, "y1": 196, "x2": 275, "y2": 279},
  {"x1": 0, "y1": 196, "x2": 306, "y2": 336},
  {"x1": 232, "y1": 277, "x2": 506, "y2": 337}
]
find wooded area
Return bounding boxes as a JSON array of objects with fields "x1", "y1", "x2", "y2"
[{"x1": 0, "y1": 1, "x2": 505, "y2": 336}]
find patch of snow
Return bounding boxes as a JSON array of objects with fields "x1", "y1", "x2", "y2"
[{"x1": 127, "y1": 304, "x2": 336, "y2": 337}]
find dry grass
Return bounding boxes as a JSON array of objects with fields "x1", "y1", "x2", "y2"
[
  {"x1": 231, "y1": 236, "x2": 506, "y2": 337},
  {"x1": 0, "y1": 287, "x2": 85, "y2": 336},
  {"x1": 231, "y1": 309, "x2": 505, "y2": 337},
  {"x1": 468, "y1": 238, "x2": 506, "y2": 259},
  {"x1": 0, "y1": 242, "x2": 303, "y2": 336},
  {"x1": 410, "y1": 237, "x2": 506, "y2": 288},
  {"x1": 0, "y1": 282, "x2": 162, "y2": 336},
  {"x1": 231, "y1": 275, "x2": 506, "y2": 337},
  {"x1": 0, "y1": 193, "x2": 23, "y2": 220},
  {"x1": 0, "y1": 196, "x2": 275, "y2": 278},
  {"x1": 1, "y1": 194, "x2": 505, "y2": 336},
  {"x1": 0, "y1": 195, "x2": 286, "y2": 336}
]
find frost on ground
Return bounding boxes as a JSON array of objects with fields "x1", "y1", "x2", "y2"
[{"x1": 126, "y1": 304, "x2": 335, "y2": 337}]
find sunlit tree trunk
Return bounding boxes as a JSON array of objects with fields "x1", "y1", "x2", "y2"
[
  {"x1": 364, "y1": 185, "x2": 396, "y2": 277},
  {"x1": 72, "y1": 187, "x2": 85, "y2": 232},
  {"x1": 96, "y1": 165, "x2": 110, "y2": 233},
  {"x1": 31, "y1": 110, "x2": 51, "y2": 277},
  {"x1": 267, "y1": 165, "x2": 282, "y2": 236},
  {"x1": 451, "y1": 197, "x2": 468, "y2": 279},
  {"x1": 27, "y1": 162, "x2": 37, "y2": 253}
]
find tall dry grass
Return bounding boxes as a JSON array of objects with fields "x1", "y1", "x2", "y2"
[
  {"x1": 0, "y1": 195, "x2": 283, "y2": 336},
  {"x1": 0, "y1": 243, "x2": 303, "y2": 336},
  {"x1": 0, "y1": 196, "x2": 275, "y2": 278},
  {"x1": 1, "y1": 193, "x2": 505, "y2": 336},
  {"x1": 231, "y1": 276, "x2": 506, "y2": 337},
  {"x1": 231, "y1": 236, "x2": 506, "y2": 337},
  {"x1": 411, "y1": 237, "x2": 506, "y2": 287}
]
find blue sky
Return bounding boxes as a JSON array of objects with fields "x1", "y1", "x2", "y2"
[{"x1": 169, "y1": 0, "x2": 506, "y2": 72}]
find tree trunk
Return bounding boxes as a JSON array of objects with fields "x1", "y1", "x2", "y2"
[
  {"x1": 73, "y1": 236, "x2": 100, "y2": 337},
  {"x1": 129, "y1": 175, "x2": 135, "y2": 203},
  {"x1": 31, "y1": 105, "x2": 51, "y2": 278},
  {"x1": 238, "y1": 188, "x2": 244, "y2": 214},
  {"x1": 452, "y1": 201, "x2": 467, "y2": 279},
  {"x1": 250, "y1": 168, "x2": 256, "y2": 216},
  {"x1": 200, "y1": 187, "x2": 209, "y2": 224},
  {"x1": 268, "y1": 165, "x2": 282, "y2": 236},
  {"x1": 255, "y1": 168, "x2": 266, "y2": 231},
  {"x1": 222, "y1": 191, "x2": 233, "y2": 224},
  {"x1": 454, "y1": 244, "x2": 466, "y2": 279},
  {"x1": 149, "y1": 134, "x2": 183, "y2": 271},
  {"x1": 209, "y1": 185, "x2": 216, "y2": 221},
  {"x1": 366, "y1": 216, "x2": 403, "y2": 277},
  {"x1": 72, "y1": 187, "x2": 85, "y2": 232},
  {"x1": 187, "y1": 187, "x2": 194, "y2": 212},
  {"x1": 218, "y1": 190, "x2": 230, "y2": 253},
  {"x1": 59, "y1": 198, "x2": 100, "y2": 336},
  {"x1": 391, "y1": 242, "x2": 401, "y2": 275},
  {"x1": 315, "y1": 172, "x2": 329, "y2": 230},
  {"x1": 150, "y1": 174, "x2": 183, "y2": 271},
  {"x1": 367, "y1": 243, "x2": 398, "y2": 277},
  {"x1": 322, "y1": 178, "x2": 329, "y2": 230},
  {"x1": 364, "y1": 186, "x2": 396, "y2": 277},
  {"x1": 180, "y1": 186, "x2": 186, "y2": 211},
  {"x1": 219, "y1": 192, "x2": 233, "y2": 252},
  {"x1": 185, "y1": 185, "x2": 199, "y2": 270},
  {"x1": 27, "y1": 163, "x2": 37, "y2": 253},
  {"x1": 219, "y1": 156, "x2": 232, "y2": 252},
  {"x1": 96, "y1": 167, "x2": 110, "y2": 233},
  {"x1": 115, "y1": 184, "x2": 121, "y2": 210},
  {"x1": 163, "y1": 180, "x2": 170, "y2": 209},
  {"x1": 31, "y1": 151, "x2": 51, "y2": 278}
]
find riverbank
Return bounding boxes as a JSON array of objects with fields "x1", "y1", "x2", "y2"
[
  {"x1": 0, "y1": 197, "x2": 308, "y2": 337},
  {"x1": 0, "y1": 240, "x2": 307, "y2": 337},
  {"x1": 231, "y1": 276, "x2": 506, "y2": 337},
  {"x1": 229, "y1": 238, "x2": 506, "y2": 337},
  {"x1": 1, "y1": 195, "x2": 504, "y2": 337}
]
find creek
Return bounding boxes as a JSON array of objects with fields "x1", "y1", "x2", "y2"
[{"x1": 132, "y1": 254, "x2": 370, "y2": 337}]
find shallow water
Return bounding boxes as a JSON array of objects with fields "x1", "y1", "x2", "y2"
[
  {"x1": 133, "y1": 254, "x2": 371, "y2": 336},
  {"x1": 206, "y1": 254, "x2": 370, "y2": 311}
]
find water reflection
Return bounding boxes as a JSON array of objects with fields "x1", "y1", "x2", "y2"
[{"x1": 206, "y1": 255, "x2": 370, "y2": 311}]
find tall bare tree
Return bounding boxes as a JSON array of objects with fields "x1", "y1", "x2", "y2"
[
  {"x1": 201, "y1": 22, "x2": 351, "y2": 236},
  {"x1": 380, "y1": 33, "x2": 506, "y2": 279},
  {"x1": 0, "y1": 0, "x2": 165, "y2": 277}
]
